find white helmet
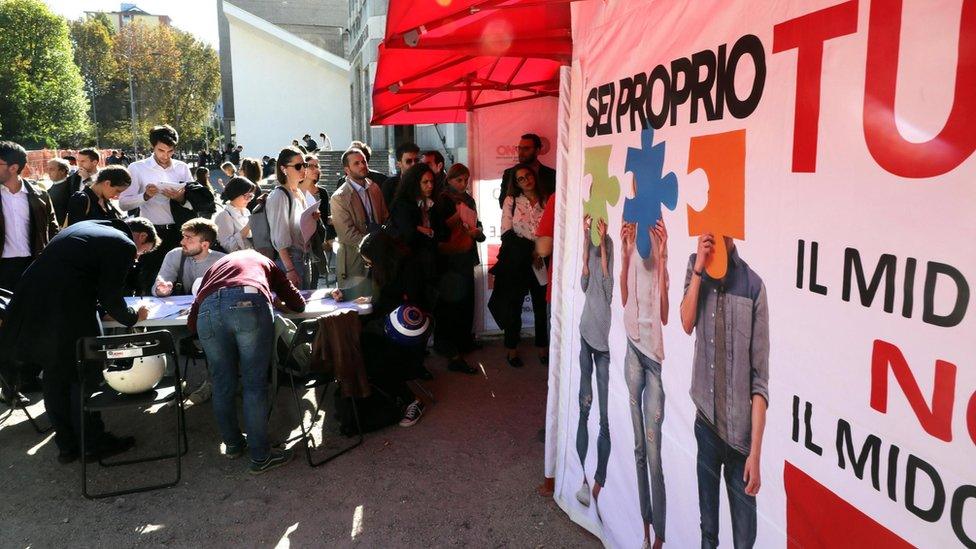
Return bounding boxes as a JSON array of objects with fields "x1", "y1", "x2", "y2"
[{"x1": 103, "y1": 354, "x2": 166, "y2": 394}]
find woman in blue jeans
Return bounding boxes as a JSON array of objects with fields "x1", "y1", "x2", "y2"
[{"x1": 188, "y1": 250, "x2": 306, "y2": 474}]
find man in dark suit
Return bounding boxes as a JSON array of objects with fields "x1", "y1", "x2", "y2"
[
  {"x1": 381, "y1": 142, "x2": 419, "y2": 207},
  {"x1": 0, "y1": 218, "x2": 158, "y2": 463},
  {"x1": 498, "y1": 133, "x2": 556, "y2": 207},
  {"x1": 44, "y1": 157, "x2": 71, "y2": 223},
  {"x1": 423, "y1": 149, "x2": 448, "y2": 193},
  {"x1": 49, "y1": 148, "x2": 99, "y2": 225}
]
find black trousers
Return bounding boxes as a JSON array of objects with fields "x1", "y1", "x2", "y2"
[
  {"x1": 0, "y1": 256, "x2": 32, "y2": 292},
  {"x1": 434, "y1": 253, "x2": 476, "y2": 356},
  {"x1": 42, "y1": 371, "x2": 105, "y2": 453},
  {"x1": 504, "y1": 276, "x2": 549, "y2": 350},
  {"x1": 136, "y1": 224, "x2": 181, "y2": 295}
]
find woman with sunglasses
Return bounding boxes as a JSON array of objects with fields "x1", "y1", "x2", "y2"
[
  {"x1": 494, "y1": 163, "x2": 550, "y2": 368},
  {"x1": 215, "y1": 176, "x2": 256, "y2": 252},
  {"x1": 267, "y1": 146, "x2": 309, "y2": 289}
]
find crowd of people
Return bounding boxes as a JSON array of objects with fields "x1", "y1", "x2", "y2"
[{"x1": 0, "y1": 125, "x2": 559, "y2": 475}]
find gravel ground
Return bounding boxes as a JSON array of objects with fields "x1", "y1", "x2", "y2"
[{"x1": 0, "y1": 340, "x2": 598, "y2": 548}]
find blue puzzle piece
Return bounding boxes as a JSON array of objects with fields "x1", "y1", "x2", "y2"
[{"x1": 622, "y1": 128, "x2": 679, "y2": 258}]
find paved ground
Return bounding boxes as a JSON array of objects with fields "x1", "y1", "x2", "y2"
[{"x1": 0, "y1": 340, "x2": 598, "y2": 548}]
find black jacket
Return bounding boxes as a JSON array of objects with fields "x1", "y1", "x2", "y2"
[
  {"x1": 0, "y1": 219, "x2": 139, "y2": 380},
  {"x1": 498, "y1": 163, "x2": 556, "y2": 208},
  {"x1": 381, "y1": 174, "x2": 401, "y2": 209},
  {"x1": 65, "y1": 187, "x2": 124, "y2": 226},
  {"x1": 47, "y1": 173, "x2": 84, "y2": 226}
]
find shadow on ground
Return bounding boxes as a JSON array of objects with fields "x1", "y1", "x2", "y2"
[{"x1": 0, "y1": 339, "x2": 598, "y2": 548}]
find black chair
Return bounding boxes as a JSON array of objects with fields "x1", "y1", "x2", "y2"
[
  {"x1": 178, "y1": 334, "x2": 209, "y2": 401},
  {"x1": 0, "y1": 370, "x2": 50, "y2": 433},
  {"x1": 76, "y1": 330, "x2": 187, "y2": 499},
  {"x1": 270, "y1": 317, "x2": 363, "y2": 467}
]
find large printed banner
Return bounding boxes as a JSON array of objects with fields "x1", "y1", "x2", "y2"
[{"x1": 550, "y1": 1, "x2": 975, "y2": 547}]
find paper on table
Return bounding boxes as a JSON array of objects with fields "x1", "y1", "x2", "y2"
[
  {"x1": 127, "y1": 295, "x2": 194, "y2": 320},
  {"x1": 300, "y1": 199, "x2": 321, "y2": 242}
]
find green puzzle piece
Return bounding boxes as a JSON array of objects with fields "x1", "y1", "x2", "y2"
[{"x1": 582, "y1": 145, "x2": 620, "y2": 246}]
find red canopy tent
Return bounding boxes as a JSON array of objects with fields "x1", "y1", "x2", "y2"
[{"x1": 370, "y1": 0, "x2": 573, "y2": 125}]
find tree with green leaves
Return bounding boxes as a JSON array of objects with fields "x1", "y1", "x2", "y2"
[
  {"x1": 69, "y1": 13, "x2": 117, "y2": 148},
  {"x1": 105, "y1": 21, "x2": 220, "y2": 151},
  {"x1": 0, "y1": 0, "x2": 90, "y2": 148}
]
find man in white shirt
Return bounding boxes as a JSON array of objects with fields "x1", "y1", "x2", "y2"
[
  {"x1": 0, "y1": 141, "x2": 59, "y2": 406},
  {"x1": 0, "y1": 141, "x2": 59, "y2": 291},
  {"x1": 119, "y1": 124, "x2": 194, "y2": 295}
]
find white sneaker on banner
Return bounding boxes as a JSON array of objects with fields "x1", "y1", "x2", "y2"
[{"x1": 575, "y1": 482, "x2": 591, "y2": 507}]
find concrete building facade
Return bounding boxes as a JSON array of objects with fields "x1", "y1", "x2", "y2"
[
  {"x1": 217, "y1": 0, "x2": 465, "y2": 172},
  {"x1": 217, "y1": 0, "x2": 349, "y2": 154},
  {"x1": 215, "y1": 0, "x2": 350, "y2": 150}
]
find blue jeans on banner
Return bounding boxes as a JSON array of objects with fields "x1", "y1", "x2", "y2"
[
  {"x1": 695, "y1": 416, "x2": 757, "y2": 549},
  {"x1": 196, "y1": 286, "x2": 274, "y2": 463},
  {"x1": 625, "y1": 339, "x2": 666, "y2": 542},
  {"x1": 276, "y1": 247, "x2": 309, "y2": 290},
  {"x1": 577, "y1": 336, "x2": 611, "y2": 486}
]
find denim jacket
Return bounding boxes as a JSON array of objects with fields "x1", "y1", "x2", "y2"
[{"x1": 684, "y1": 248, "x2": 769, "y2": 455}]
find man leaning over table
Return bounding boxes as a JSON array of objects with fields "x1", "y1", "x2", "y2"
[
  {"x1": 188, "y1": 249, "x2": 306, "y2": 474},
  {"x1": 0, "y1": 218, "x2": 158, "y2": 464},
  {"x1": 119, "y1": 124, "x2": 194, "y2": 295}
]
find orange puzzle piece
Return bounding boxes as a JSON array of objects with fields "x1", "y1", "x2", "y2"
[{"x1": 686, "y1": 130, "x2": 746, "y2": 279}]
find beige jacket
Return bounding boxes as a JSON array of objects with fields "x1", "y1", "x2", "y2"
[{"x1": 329, "y1": 178, "x2": 388, "y2": 292}]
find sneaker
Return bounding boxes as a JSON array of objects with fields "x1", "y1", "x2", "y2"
[
  {"x1": 399, "y1": 399, "x2": 425, "y2": 427},
  {"x1": 249, "y1": 448, "x2": 292, "y2": 475},
  {"x1": 186, "y1": 380, "x2": 212, "y2": 406},
  {"x1": 575, "y1": 482, "x2": 591, "y2": 507},
  {"x1": 222, "y1": 439, "x2": 247, "y2": 460}
]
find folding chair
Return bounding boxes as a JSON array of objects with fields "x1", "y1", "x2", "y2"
[
  {"x1": 0, "y1": 287, "x2": 49, "y2": 433},
  {"x1": 76, "y1": 330, "x2": 187, "y2": 499},
  {"x1": 178, "y1": 334, "x2": 209, "y2": 399},
  {"x1": 0, "y1": 370, "x2": 50, "y2": 433},
  {"x1": 270, "y1": 317, "x2": 363, "y2": 467}
]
